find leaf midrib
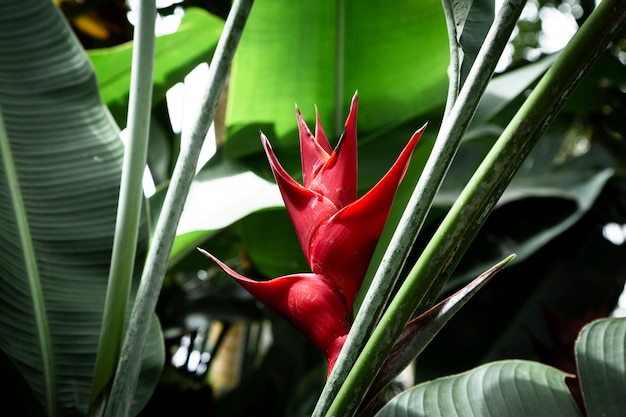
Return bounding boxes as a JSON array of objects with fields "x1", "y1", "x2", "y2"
[{"x1": 0, "y1": 105, "x2": 55, "y2": 416}]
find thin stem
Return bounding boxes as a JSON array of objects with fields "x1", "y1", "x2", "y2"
[
  {"x1": 102, "y1": 1, "x2": 253, "y2": 416},
  {"x1": 313, "y1": 2, "x2": 524, "y2": 415},
  {"x1": 325, "y1": 0, "x2": 626, "y2": 415},
  {"x1": 91, "y1": 0, "x2": 156, "y2": 406}
]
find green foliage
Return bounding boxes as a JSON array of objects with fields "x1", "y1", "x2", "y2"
[
  {"x1": 224, "y1": 0, "x2": 449, "y2": 158},
  {"x1": 577, "y1": 318, "x2": 626, "y2": 416},
  {"x1": 1, "y1": 0, "x2": 625, "y2": 416},
  {"x1": 89, "y1": 7, "x2": 225, "y2": 127},
  {"x1": 0, "y1": 1, "x2": 162, "y2": 415},
  {"x1": 376, "y1": 360, "x2": 581, "y2": 417},
  {"x1": 377, "y1": 317, "x2": 626, "y2": 417}
]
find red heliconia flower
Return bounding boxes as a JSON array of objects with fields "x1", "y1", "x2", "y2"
[{"x1": 201, "y1": 93, "x2": 425, "y2": 373}]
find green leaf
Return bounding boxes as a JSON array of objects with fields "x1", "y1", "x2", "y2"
[
  {"x1": 576, "y1": 317, "x2": 626, "y2": 417},
  {"x1": 224, "y1": 0, "x2": 449, "y2": 159},
  {"x1": 375, "y1": 360, "x2": 581, "y2": 417},
  {"x1": 0, "y1": 1, "x2": 162, "y2": 415},
  {"x1": 445, "y1": 0, "x2": 495, "y2": 88},
  {"x1": 89, "y1": 7, "x2": 224, "y2": 126}
]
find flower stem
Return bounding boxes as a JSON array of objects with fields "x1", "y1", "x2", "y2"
[
  {"x1": 102, "y1": 1, "x2": 253, "y2": 416},
  {"x1": 313, "y1": 1, "x2": 524, "y2": 415},
  {"x1": 325, "y1": 0, "x2": 626, "y2": 415}
]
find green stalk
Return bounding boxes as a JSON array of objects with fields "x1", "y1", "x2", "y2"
[
  {"x1": 103, "y1": 1, "x2": 253, "y2": 416},
  {"x1": 325, "y1": 1, "x2": 626, "y2": 415},
  {"x1": 90, "y1": 0, "x2": 156, "y2": 407},
  {"x1": 313, "y1": 1, "x2": 524, "y2": 415},
  {"x1": 0, "y1": 106, "x2": 55, "y2": 416}
]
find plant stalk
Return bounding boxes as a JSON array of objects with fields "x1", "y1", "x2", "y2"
[
  {"x1": 91, "y1": 0, "x2": 156, "y2": 407},
  {"x1": 102, "y1": 1, "x2": 253, "y2": 416},
  {"x1": 441, "y1": 0, "x2": 461, "y2": 121}
]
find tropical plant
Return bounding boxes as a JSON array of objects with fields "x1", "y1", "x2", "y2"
[{"x1": 0, "y1": 0, "x2": 625, "y2": 416}]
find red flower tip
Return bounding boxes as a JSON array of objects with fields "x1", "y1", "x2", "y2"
[{"x1": 308, "y1": 125, "x2": 425, "y2": 308}]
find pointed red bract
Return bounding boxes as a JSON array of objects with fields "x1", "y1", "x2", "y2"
[
  {"x1": 306, "y1": 94, "x2": 358, "y2": 209},
  {"x1": 201, "y1": 93, "x2": 426, "y2": 374},
  {"x1": 308, "y1": 125, "x2": 425, "y2": 306},
  {"x1": 261, "y1": 134, "x2": 338, "y2": 262},
  {"x1": 199, "y1": 249, "x2": 350, "y2": 374},
  {"x1": 298, "y1": 107, "x2": 331, "y2": 187}
]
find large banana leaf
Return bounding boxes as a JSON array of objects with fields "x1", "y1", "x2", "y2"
[
  {"x1": 88, "y1": 7, "x2": 224, "y2": 127},
  {"x1": 374, "y1": 360, "x2": 581, "y2": 417},
  {"x1": 0, "y1": 1, "x2": 162, "y2": 415},
  {"x1": 224, "y1": 0, "x2": 450, "y2": 159}
]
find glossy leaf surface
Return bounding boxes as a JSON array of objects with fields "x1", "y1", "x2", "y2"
[
  {"x1": 376, "y1": 360, "x2": 581, "y2": 417},
  {"x1": 577, "y1": 318, "x2": 626, "y2": 417}
]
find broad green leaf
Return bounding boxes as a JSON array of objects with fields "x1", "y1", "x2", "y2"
[
  {"x1": 89, "y1": 7, "x2": 224, "y2": 126},
  {"x1": 576, "y1": 317, "x2": 626, "y2": 417},
  {"x1": 0, "y1": 1, "x2": 162, "y2": 415},
  {"x1": 375, "y1": 360, "x2": 581, "y2": 417},
  {"x1": 444, "y1": 0, "x2": 495, "y2": 89},
  {"x1": 224, "y1": 0, "x2": 449, "y2": 159}
]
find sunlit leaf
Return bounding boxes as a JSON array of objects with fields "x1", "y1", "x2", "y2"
[
  {"x1": 89, "y1": 7, "x2": 224, "y2": 125},
  {"x1": 224, "y1": 0, "x2": 449, "y2": 159}
]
